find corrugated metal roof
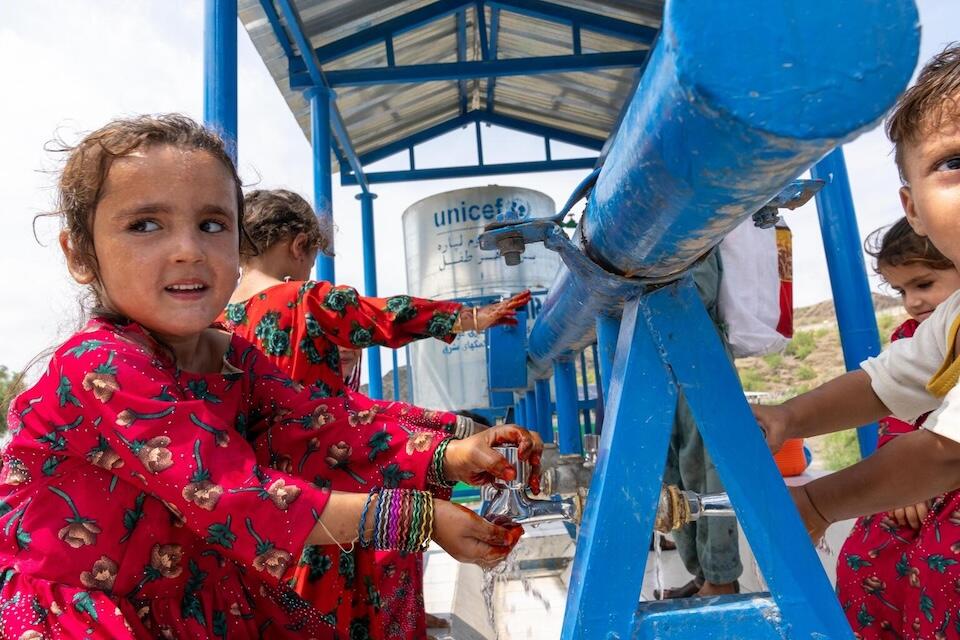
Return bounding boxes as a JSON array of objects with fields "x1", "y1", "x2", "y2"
[{"x1": 238, "y1": 0, "x2": 663, "y2": 173}]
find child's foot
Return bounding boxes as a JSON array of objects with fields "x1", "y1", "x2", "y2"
[
  {"x1": 696, "y1": 580, "x2": 739, "y2": 596},
  {"x1": 426, "y1": 613, "x2": 451, "y2": 629}
]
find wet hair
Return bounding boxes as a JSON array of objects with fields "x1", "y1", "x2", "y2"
[
  {"x1": 46, "y1": 113, "x2": 246, "y2": 310},
  {"x1": 886, "y1": 43, "x2": 960, "y2": 183},
  {"x1": 241, "y1": 189, "x2": 332, "y2": 262},
  {"x1": 865, "y1": 217, "x2": 953, "y2": 274}
]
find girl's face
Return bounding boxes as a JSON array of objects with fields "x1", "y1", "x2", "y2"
[
  {"x1": 879, "y1": 261, "x2": 960, "y2": 322},
  {"x1": 88, "y1": 145, "x2": 239, "y2": 340}
]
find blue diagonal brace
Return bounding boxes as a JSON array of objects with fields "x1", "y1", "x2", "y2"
[
  {"x1": 561, "y1": 295, "x2": 676, "y2": 639},
  {"x1": 643, "y1": 279, "x2": 852, "y2": 638}
]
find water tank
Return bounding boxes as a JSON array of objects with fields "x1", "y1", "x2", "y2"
[{"x1": 402, "y1": 186, "x2": 561, "y2": 411}]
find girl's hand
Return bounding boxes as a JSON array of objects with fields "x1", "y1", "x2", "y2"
[
  {"x1": 752, "y1": 403, "x2": 792, "y2": 454},
  {"x1": 890, "y1": 501, "x2": 931, "y2": 529},
  {"x1": 789, "y1": 484, "x2": 831, "y2": 543},
  {"x1": 432, "y1": 500, "x2": 523, "y2": 569},
  {"x1": 464, "y1": 290, "x2": 532, "y2": 332},
  {"x1": 443, "y1": 425, "x2": 544, "y2": 493}
]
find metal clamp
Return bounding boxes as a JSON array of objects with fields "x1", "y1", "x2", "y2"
[{"x1": 752, "y1": 179, "x2": 825, "y2": 228}]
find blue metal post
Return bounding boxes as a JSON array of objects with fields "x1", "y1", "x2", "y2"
[
  {"x1": 578, "y1": 350, "x2": 592, "y2": 434},
  {"x1": 811, "y1": 147, "x2": 881, "y2": 457},
  {"x1": 595, "y1": 314, "x2": 620, "y2": 402},
  {"x1": 535, "y1": 378, "x2": 553, "y2": 444},
  {"x1": 553, "y1": 359, "x2": 582, "y2": 456},
  {"x1": 404, "y1": 345, "x2": 414, "y2": 403},
  {"x1": 391, "y1": 350, "x2": 400, "y2": 401},
  {"x1": 357, "y1": 192, "x2": 382, "y2": 399},
  {"x1": 524, "y1": 389, "x2": 537, "y2": 430},
  {"x1": 562, "y1": 298, "x2": 677, "y2": 639},
  {"x1": 514, "y1": 397, "x2": 526, "y2": 427},
  {"x1": 639, "y1": 279, "x2": 851, "y2": 638},
  {"x1": 309, "y1": 86, "x2": 335, "y2": 281},
  {"x1": 203, "y1": 0, "x2": 238, "y2": 162}
]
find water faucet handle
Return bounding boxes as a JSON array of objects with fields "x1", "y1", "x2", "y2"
[{"x1": 492, "y1": 445, "x2": 530, "y2": 490}]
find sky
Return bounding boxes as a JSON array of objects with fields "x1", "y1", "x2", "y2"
[{"x1": 0, "y1": 1, "x2": 957, "y2": 376}]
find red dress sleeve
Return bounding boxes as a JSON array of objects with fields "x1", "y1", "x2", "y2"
[
  {"x1": 32, "y1": 329, "x2": 330, "y2": 584},
  {"x1": 243, "y1": 345, "x2": 451, "y2": 494},
  {"x1": 300, "y1": 281, "x2": 463, "y2": 348}
]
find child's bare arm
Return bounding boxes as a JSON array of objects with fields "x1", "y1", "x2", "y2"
[
  {"x1": 800, "y1": 429, "x2": 960, "y2": 529},
  {"x1": 753, "y1": 370, "x2": 890, "y2": 452}
]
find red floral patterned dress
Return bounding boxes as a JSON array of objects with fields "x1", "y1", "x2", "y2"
[
  {"x1": 837, "y1": 318, "x2": 960, "y2": 639},
  {"x1": 0, "y1": 317, "x2": 449, "y2": 639},
  {"x1": 218, "y1": 281, "x2": 466, "y2": 639}
]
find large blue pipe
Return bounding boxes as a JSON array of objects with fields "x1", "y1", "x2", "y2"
[
  {"x1": 812, "y1": 148, "x2": 881, "y2": 457},
  {"x1": 528, "y1": 0, "x2": 919, "y2": 366},
  {"x1": 203, "y1": 0, "x2": 237, "y2": 162}
]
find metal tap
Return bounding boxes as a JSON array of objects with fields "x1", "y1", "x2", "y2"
[
  {"x1": 654, "y1": 484, "x2": 734, "y2": 532},
  {"x1": 479, "y1": 446, "x2": 580, "y2": 527}
]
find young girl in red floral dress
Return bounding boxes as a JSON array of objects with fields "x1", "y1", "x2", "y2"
[
  {"x1": 219, "y1": 188, "x2": 534, "y2": 638},
  {"x1": 0, "y1": 115, "x2": 538, "y2": 639},
  {"x1": 836, "y1": 218, "x2": 960, "y2": 639}
]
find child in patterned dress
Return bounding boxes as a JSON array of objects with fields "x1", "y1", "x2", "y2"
[
  {"x1": 835, "y1": 218, "x2": 960, "y2": 638},
  {"x1": 754, "y1": 45, "x2": 960, "y2": 638},
  {"x1": 0, "y1": 114, "x2": 538, "y2": 639}
]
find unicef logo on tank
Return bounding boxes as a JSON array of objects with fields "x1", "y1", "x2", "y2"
[{"x1": 432, "y1": 196, "x2": 533, "y2": 228}]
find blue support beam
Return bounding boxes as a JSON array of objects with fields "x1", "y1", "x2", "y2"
[
  {"x1": 358, "y1": 192, "x2": 383, "y2": 399},
  {"x1": 270, "y1": 0, "x2": 369, "y2": 193},
  {"x1": 553, "y1": 359, "x2": 582, "y2": 456},
  {"x1": 562, "y1": 297, "x2": 676, "y2": 639},
  {"x1": 391, "y1": 349, "x2": 400, "y2": 401},
  {"x1": 476, "y1": 0, "x2": 489, "y2": 61},
  {"x1": 514, "y1": 397, "x2": 526, "y2": 427},
  {"x1": 524, "y1": 389, "x2": 538, "y2": 430},
  {"x1": 313, "y1": 0, "x2": 471, "y2": 63},
  {"x1": 489, "y1": 0, "x2": 657, "y2": 43},
  {"x1": 353, "y1": 111, "x2": 603, "y2": 170},
  {"x1": 203, "y1": 0, "x2": 238, "y2": 162},
  {"x1": 404, "y1": 345, "x2": 415, "y2": 403},
  {"x1": 811, "y1": 147, "x2": 881, "y2": 457},
  {"x1": 342, "y1": 157, "x2": 597, "y2": 185},
  {"x1": 456, "y1": 9, "x2": 468, "y2": 115},
  {"x1": 579, "y1": 350, "x2": 592, "y2": 434},
  {"x1": 300, "y1": 51, "x2": 646, "y2": 88},
  {"x1": 485, "y1": 6, "x2": 500, "y2": 111},
  {"x1": 528, "y1": 0, "x2": 919, "y2": 368},
  {"x1": 535, "y1": 378, "x2": 553, "y2": 444},
  {"x1": 308, "y1": 87, "x2": 335, "y2": 281},
  {"x1": 641, "y1": 280, "x2": 850, "y2": 638},
  {"x1": 595, "y1": 314, "x2": 619, "y2": 401}
]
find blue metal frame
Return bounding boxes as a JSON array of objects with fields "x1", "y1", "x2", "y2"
[
  {"x1": 553, "y1": 359, "x2": 582, "y2": 456},
  {"x1": 293, "y1": 51, "x2": 647, "y2": 88},
  {"x1": 578, "y1": 350, "x2": 592, "y2": 434},
  {"x1": 489, "y1": 0, "x2": 657, "y2": 43},
  {"x1": 353, "y1": 111, "x2": 604, "y2": 171},
  {"x1": 534, "y1": 377, "x2": 553, "y2": 443},
  {"x1": 314, "y1": 0, "x2": 472, "y2": 63},
  {"x1": 485, "y1": 6, "x2": 500, "y2": 111},
  {"x1": 811, "y1": 147, "x2": 881, "y2": 457},
  {"x1": 203, "y1": 0, "x2": 238, "y2": 162},
  {"x1": 358, "y1": 192, "x2": 383, "y2": 399},
  {"x1": 342, "y1": 157, "x2": 597, "y2": 185},
  {"x1": 524, "y1": 389, "x2": 538, "y2": 430},
  {"x1": 308, "y1": 87, "x2": 335, "y2": 281},
  {"x1": 267, "y1": 0, "x2": 369, "y2": 194},
  {"x1": 528, "y1": 0, "x2": 920, "y2": 368},
  {"x1": 595, "y1": 314, "x2": 619, "y2": 402},
  {"x1": 456, "y1": 9, "x2": 468, "y2": 115}
]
